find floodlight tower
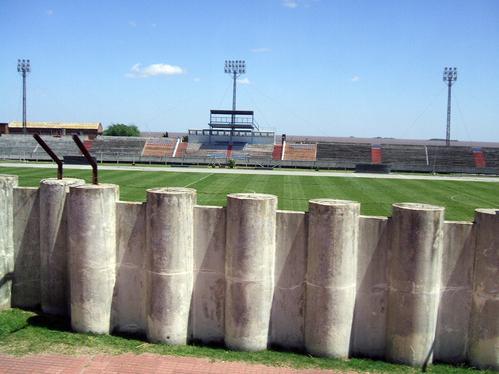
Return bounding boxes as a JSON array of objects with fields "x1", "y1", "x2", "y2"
[
  {"x1": 443, "y1": 67, "x2": 457, "y2": 146},
  {"x1": 17, "y1": 59, "x2": 31, "y2": 135},
  {"x1": 224, "y1": 59, "x2": 246, "y2": 113}
]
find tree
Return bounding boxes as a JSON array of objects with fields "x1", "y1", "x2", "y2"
[{"x1": 103, "y1": 123, "x2": 140, "y2": 137}]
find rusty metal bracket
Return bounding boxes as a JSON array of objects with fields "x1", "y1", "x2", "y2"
[
  {"x1": 72, "y1": 135, "x2": 98, "y2": 184},
  {"x1": 33, "y1": 134, "x2": 63, "y2": 179}
]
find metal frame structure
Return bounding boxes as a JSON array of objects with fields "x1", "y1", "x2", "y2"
[
  {"x1": 72, "y1": 135, "x2": 99, "y2": 184},
  {"x1": 224, "y1": 60, "x2": 246, "y2": 125},
  {"x1": 443, "y1": 67, "x2": 457, "y2": 147},
  {"x1": 33, "y1": 134, "x2": 64, "y2": 179},
  {"x1": 17, "y1": 59, "x2": 31, "y2": 135}
]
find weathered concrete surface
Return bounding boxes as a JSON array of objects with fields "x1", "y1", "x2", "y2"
[
  {"x1": 191, "y1": 205, "x2": 226, "y2": 344},
  {"x1": 305, "y1": 199, "x2": 360, "y2": 358},
  {"x1": 12, "y1": 187, "x2": 40, "y2": 308},
  {"x1": 351, "y1": 215, "x2": 389, "y2": 359},
  {"x1": 468, "y1": 209, "x2": 499, "y2": 370},
  {"x1": 40, "y1": 178, "x2": 84, "y2": 316},
  {"x1": 225, "y1": 193, "x2": 277, "y2": 351},
  {"x1": 434, "y1": 221, "x2": 474, "y2": 363},
  {"x1": 270, "y1": 210, "x2": 307, "y2": 350},
  {"x1": 68, "y1": 184, "x2": 119, "y2": 334},
  {"x1": 146, "y1": 187, "x2": 196, "y2": 345},
  {"x1": 113, "y1": 201, "x2": 147, "y2": 334},
  {"x1": 386, "y1": 203, "x2": 444, "y2": 367},
  {"x1": 0, "y1": 175, "x2": 18, "y2": 310}
]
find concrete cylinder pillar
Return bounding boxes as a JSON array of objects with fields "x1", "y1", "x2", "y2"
[
  {"x1": 225, "y1": 193, "x2": 277, "y2": 351},
  {"x1": 68, "y1": 184, "x2": 119, "y2": 334},
  {"x1": 386, "y1": 203, "x2": 444, "y2": 366},
  {"x1": 305, "y1": 199, "x2": 360, "y2": 358},
  {"x1": 469, "y1": 209, "x2": 499, "y2": 370},
  {"x1": 146, "y1": 187, "x2": 196, "y2": 344},
  {"x1": 40, "y1": 178, "x2": 85, "y2": 316},
  {"x1": 0, "y1": 175, "x2": 18, "y2": 310}
]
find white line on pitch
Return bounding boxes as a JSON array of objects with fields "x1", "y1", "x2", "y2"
[{"x1": 183, "y1": 173, "x2": 214, "y2": 187}]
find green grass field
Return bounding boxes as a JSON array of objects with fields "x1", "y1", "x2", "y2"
[
  {"x1": 0, "y1": 309, "x2": 493, "y2": 373},
  {"x1": 1, "y1": 165, "x2": 498, "y2": 221}
]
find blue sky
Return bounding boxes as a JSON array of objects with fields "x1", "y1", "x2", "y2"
[{"x1": 1, "y1": 0, "x2": 498, "y2": 140}]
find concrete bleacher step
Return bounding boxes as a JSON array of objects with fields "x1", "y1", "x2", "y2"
[{"x1": 283, "y1": 143, "x2": 317, "y2": 161}]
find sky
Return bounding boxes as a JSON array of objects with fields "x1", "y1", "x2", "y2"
[{"x1": 1, "y1": 0, "x2": 498, "y2": 141}]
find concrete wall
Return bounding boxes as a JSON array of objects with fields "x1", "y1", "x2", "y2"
[{"x1": 1, "y1": 173, "x2": 497, "y2": 369}]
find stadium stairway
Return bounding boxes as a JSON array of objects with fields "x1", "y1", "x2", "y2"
[
  {"x1": 83, "y1": 139, "x2": 93, "y2": 150},
  {"x1": 174, "y1": 142, "x2": 190, "y2": 158},
  {"x1": 226, "y1": 144, "x2": 233, "y2": 158},
  {"x1": 371, "y1": 144, "x2": 382, "y2": 164},
  {"x1": 473, "y1": 148, "x2": 486, "y2": 168},
  {"x1": 272, "y1": 145, "x2": 283, "y2": 160}
]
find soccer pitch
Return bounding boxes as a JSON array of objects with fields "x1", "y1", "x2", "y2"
[{"x1": 1, "y1": 165, "x2": 498, "y2": 221}]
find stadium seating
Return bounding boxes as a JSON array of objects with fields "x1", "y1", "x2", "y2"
[
  {"x1": 283, "y1": 143, "x2": 317, "y2": 161},
  {"x1": 243, "y1": 144, "x2": 274, "y2": 160},
  {"x1": 91, "y1": 137, "x2": 146, "y2": 158},
  {"x1": 142, "y1": 138, "x2": 176, "y2": 158},
  {"x1": 316, "y1": 143, "x2": 372, "y2": 164},
  {"x1": 1, "y1": 133, "x2": 497, "y2": 172}
]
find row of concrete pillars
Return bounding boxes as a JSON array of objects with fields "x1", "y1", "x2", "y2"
[{"x1": 0, "y1": 174, "x2": 497, "y2": 370}]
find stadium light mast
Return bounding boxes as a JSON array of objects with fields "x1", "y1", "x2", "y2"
[
  {"x1": 224, "y1": 59, "x2": 246, "y2": 114},
  {"x1": 17, "y1": 59, "x2": 31, "y2": 135},
  {"x1": 443, "y1": 67, "x2": 457, "y2": 146}
]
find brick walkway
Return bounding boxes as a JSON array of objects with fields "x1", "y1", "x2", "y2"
[{"x1": 0, "y1": 353, "x2": 343, "y2": 373}]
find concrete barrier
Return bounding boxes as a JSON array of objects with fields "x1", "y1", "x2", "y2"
[
  {"x1": 191, "y1": 205, "x2": 226, "y2": 344},
  {"x1": 305, "y1": 199, "x2": 360, "y2": 358},
  {"x1": 68, "y1": 184, "x2": 119, "y2": 334},
  {"x1": 351, "y1": 216, "x2": 389, "y2": 359},
  {"x1": 146, "y1": 187, "x2": 196, "y2": 344},
  {"x1": 434, "y1": 221, "x2": 474, "y2": 363},
  {"x1": 386, "y1": 203, "x2": 444, "y2": 366},
  {"x1": 270, "y1": 210, "x2": 307, "y2": 350},
  {"x1": 0, "y1": 173, "x2": 496, "y2": 369},
  {"x1": 113, "y1": 201, "x2": 147, "y2": 334},
  {"x1": 40, "y1": 178, "x2": 85, "y2": 316},
  {"x1": 468, "y1": 209, "x2": 499, "y2": 370},
  {"x1": 0, "y1": 175, "x2": 18, "y2": 310},
  {"x1": 12, "y1": 187, "x2": 40, "y2": 308},
  {"x1": 225, "y1": 193, "x2": 277, "y2": 351}
]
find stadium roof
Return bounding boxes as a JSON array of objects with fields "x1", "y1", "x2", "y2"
[
  {"x1": 210, "y1": 110, "x2": 253, "y2": 115},
  {"x1": 8, "y1": 121, "x2": 102, "y2": 131}
]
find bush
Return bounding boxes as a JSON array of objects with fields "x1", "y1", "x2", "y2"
[
  {"x1": 228, "y1": 159, "x2": 236, "y2": 169},
  {"x1": 103, "y1": 123, "x2": 140, "y2": 137}
]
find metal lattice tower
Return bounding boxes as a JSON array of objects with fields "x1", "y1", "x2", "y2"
[
  {"x1": 17, "y1": 59, "x2": 31, "y2": 135},
  {"x1": 443, "y1": 67, "x2": 457, "y2": 146}
]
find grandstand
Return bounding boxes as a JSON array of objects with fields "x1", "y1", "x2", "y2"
[{"x1": 0, "y1": 132, "x2": 498, "y2": 174}]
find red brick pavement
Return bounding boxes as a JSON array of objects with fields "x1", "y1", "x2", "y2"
[{"x1": 0, "y1": 353, "x2": 345, "y2": 373}]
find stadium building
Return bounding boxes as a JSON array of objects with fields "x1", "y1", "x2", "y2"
[{"x1": 5, "y1": 121, "x2": 103, "y2": 137}]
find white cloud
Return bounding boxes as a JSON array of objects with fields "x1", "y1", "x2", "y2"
[
  {"x1": 237, "y1": 78, "x2": 251, "y2": 85},
  {"x1": 282, "y1": 0, "x2": 298, "y2": 8},
  {"x1": 351, "y1": 75, "x2": 360, "y2": 82},
  {"x1": 251, "y1": 47, "x2": 271, "y2": 53},
  {"x1": 128, "y1": 20, "x2": 137, "y2": 27},
  {"x1": 126, "y1": 63, "x2": 185, "y2": 78},
  {"x1": 281, "y1": 0, "x2": 319, "y2": 9},
  {"x1": 46, "y1": 9, "x2": 54, "y2": 16}
]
